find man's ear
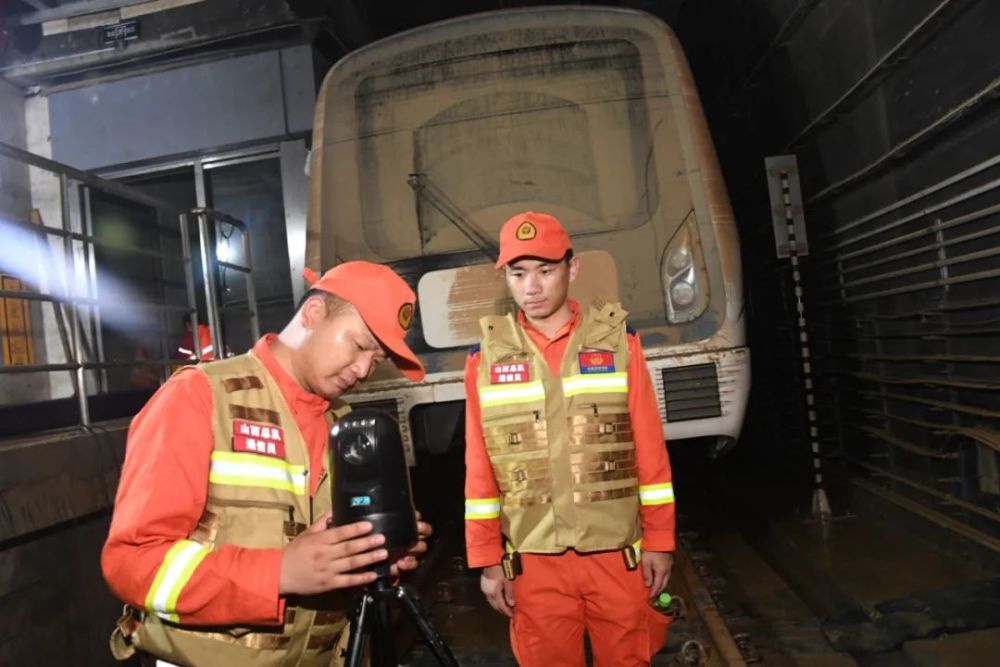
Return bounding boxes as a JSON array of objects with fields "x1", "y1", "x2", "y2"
[
  {"x1": 299, "y1": 295, "x2": 327, "y2": 330},
  {"x1": 567, "y1": 255, "x2": 580, "y2": 283}
]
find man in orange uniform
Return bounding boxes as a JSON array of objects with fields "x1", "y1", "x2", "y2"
[
  {"x1": 464, "y1": 212, "x2": 676, "y2": 666},
  {"x1": 104, "y1": 261, "x2": 431, "y2": 667},
  {"x1": 175, "y1": 313, "x2": 215, "y2": 361}
]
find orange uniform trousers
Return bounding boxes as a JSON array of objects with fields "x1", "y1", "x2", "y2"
[{"x1": 510, "y1": 550, "x2": 671, "y2": 667}]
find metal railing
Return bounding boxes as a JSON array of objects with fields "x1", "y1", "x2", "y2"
[
  {"x1": 179, "y1": 208, "x2": 260, "y2": 360},
  {"x1": 0, "y1": 141, "x2": 256, "y2": 427}
]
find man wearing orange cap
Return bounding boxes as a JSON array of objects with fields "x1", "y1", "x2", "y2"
[
  {"x1": 103, "y1": 261, "x2": 430, "y2": 667},
  {"x1": 464, "y1": 212, "x2": 676, "y2": 666}
]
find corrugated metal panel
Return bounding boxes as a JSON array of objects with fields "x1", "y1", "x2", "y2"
[{"x1": 706, "y1": 0, "x2": 1000, "y2": 550}]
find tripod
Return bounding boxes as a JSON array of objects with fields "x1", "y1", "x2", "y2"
[{"x1": 344, "y1": 563, "x2": 461, "y2": 667}]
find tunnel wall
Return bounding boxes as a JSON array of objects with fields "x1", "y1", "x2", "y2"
[
  {"x1": 677, "y1": 0, "x2": 1000, "y2": 557},
  {"x1": 0, "y1": 422, "x2": 128, "y2": 666}
]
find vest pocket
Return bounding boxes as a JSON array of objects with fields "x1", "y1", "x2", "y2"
[
  {"x1": 568, "y1": 399, "x2": 628, "y2": 416},
  {"x1": 209, "y1": 503, "x2": 290, "y2": 550},
  {"x1": 482, "y1": 408, "x2": 543, "y2": 427},
  {"x1": 569, "y1": 447, "x2": 637, "y2": 486},
  {"x1": 483, "y1": 404, "x2": 547, "y2": 455},
  {"x1": 490, "y1": 452, "x2": 552, "y2": 495},
  {"x1": 484, "y1": 421, "x2": 548, "y2": 457},
  {"x1": 569, "y1": 413, "x2": 634, "y2": 447}
]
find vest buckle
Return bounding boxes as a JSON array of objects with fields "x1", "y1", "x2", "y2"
[
  {"x1": 109, "y1": 605, "x2": 141, "y2": 660},
  {"x1": 501, "y1": 551, "x2": 522, "y2": 581},
  {"x1": 115, "y1": 605, "x2": 140, "y2": 638},
  {"x1": 284, "y1": 520, "x2": 307, "y2": 539}
]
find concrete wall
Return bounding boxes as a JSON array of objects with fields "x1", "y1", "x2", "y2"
[
  {"x1": 47, "y1": 45, "x2": 315, "y2": 170},
  {"x1": 0, "y1": 423, "x2": 128, "y2": 667},
  {"x1": 0, "y1": 81, "x2": 31, "y2": 219},
  {"x1": 0, "y1": 79, "x2": 57, "y2": 405}
]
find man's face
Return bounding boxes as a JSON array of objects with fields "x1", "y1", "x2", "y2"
[
  {"x1": 504, "y1": 256, "x2": 578, "y2": 320},
  {"x1": 297, "y1": 297, "x2": 387, "y2": 400}
]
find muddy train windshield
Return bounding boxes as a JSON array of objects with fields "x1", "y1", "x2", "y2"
[{"x1": 352, "y1": 39, "x2": 661, "y2": 259}]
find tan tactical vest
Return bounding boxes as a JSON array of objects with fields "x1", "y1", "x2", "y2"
[
  {"x1": 476, "y1": 303, "x2": 642, "y2": 553},
  {"x1": 111, "y1": 351, "x2": 353, "y2": 667}
]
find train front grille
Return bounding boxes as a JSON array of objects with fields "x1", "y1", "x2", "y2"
[{"x1": 661, "y1": 363, "x2": 722, "y2": 422}]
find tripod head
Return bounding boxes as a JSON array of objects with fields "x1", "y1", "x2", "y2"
[{"x1": 329, "y1": 409, "x2": 418, "y2": 561}]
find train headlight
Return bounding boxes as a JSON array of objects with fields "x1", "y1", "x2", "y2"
[
  {"x1": 668, "y1": 246, "x2": 691, "y2": 273},
  {"x1": 670, "y1": 280, "x2": 696, "y2": 308},
  {"x1": 661, "y1": 217, "x2": 710, "y2": 323}
]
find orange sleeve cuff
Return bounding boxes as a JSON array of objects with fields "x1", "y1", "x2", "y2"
[
  {"x1": 466, "y1": 543, "x2": 505, "y2": 569},
  {"x1": 257, "y1": 548, "x2": 286, "y2": 624},
  {"x1": 641, "y1": 528, "x2": 676, "y2": 553}
]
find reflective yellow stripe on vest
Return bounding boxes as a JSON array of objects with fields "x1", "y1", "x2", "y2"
[
  {"x1": 639, "y1": 482, "x2": 675, "y2": 506},
  {"x1": 478, "y1": 381, "x2": 546, "y2": 407},
  {"x1": 145, "y1": 540, "x2": 210, "y2": 622},
  {"x1": 465, "y1": 497, "x2": 502, "y2": 520},
  {"x1": 562, "y1": 372, "x2": 628, "y2": 397},
  {"x1": 209, "y1": 451, "x2": 307, "y2": 494}
]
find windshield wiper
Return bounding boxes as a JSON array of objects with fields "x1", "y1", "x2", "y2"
[{"x1": 407, "y1": 172, "x2": 499, "y2": 262}]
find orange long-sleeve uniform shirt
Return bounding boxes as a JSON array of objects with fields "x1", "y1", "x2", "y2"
[
  {"x1": 102, "y1": 335, "x2": 331, "y2": 626},
  {"x1": 175, "y1": 323, "x2": 215, "y2": 361},
  {"x1": 464, "y1": 302, "x2": 676, "y2": 568}
]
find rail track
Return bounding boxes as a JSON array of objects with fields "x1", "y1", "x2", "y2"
[{"x1": 397, "y1": 527, "x2": 788, "y2": 667}]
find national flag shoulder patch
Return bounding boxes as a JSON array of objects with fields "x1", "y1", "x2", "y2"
[{"x1": 579, "y1": 351, "x2": 615, "y2": 374}]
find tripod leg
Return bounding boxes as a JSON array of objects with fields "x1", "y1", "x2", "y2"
[
  {"x1": 344, "y1": 592, "x2": 372, "y2": 667},
  {"x1": 396, "y1": 586, "x2": 461, "y2": 667},
  {"x1": 369, "y1": 593, "x2": 397, "y2": 667}
]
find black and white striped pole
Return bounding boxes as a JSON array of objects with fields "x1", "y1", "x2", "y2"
[{"x1": 765, "y1": 155, "x2": 831, "y2": 520}]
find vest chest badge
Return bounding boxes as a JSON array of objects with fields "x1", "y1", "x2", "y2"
[
  {"x1": 579, "y1": 351, "x2": 615, "y2": 374},
  {"x1": 232, "y1": 419, "x2": 286, "y2": 458},
  {"x1": 490, "y1": 362, "x2": 530, "y2": 384}
]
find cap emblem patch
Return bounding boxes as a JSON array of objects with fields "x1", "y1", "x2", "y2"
[
  {"x1": 515, "y1": 221, "x2": 537, "y2": 241},
  {"x1": 398, "y1": 303, "x2": 414, "y2": 330}
]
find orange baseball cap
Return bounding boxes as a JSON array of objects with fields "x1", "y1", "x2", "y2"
[
  {"x1": 303, "y1": 262, "x2": 425, "y2": 382},
  {"x1": 495, "y1": 211, "x2": 572, "y2": 269}
]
